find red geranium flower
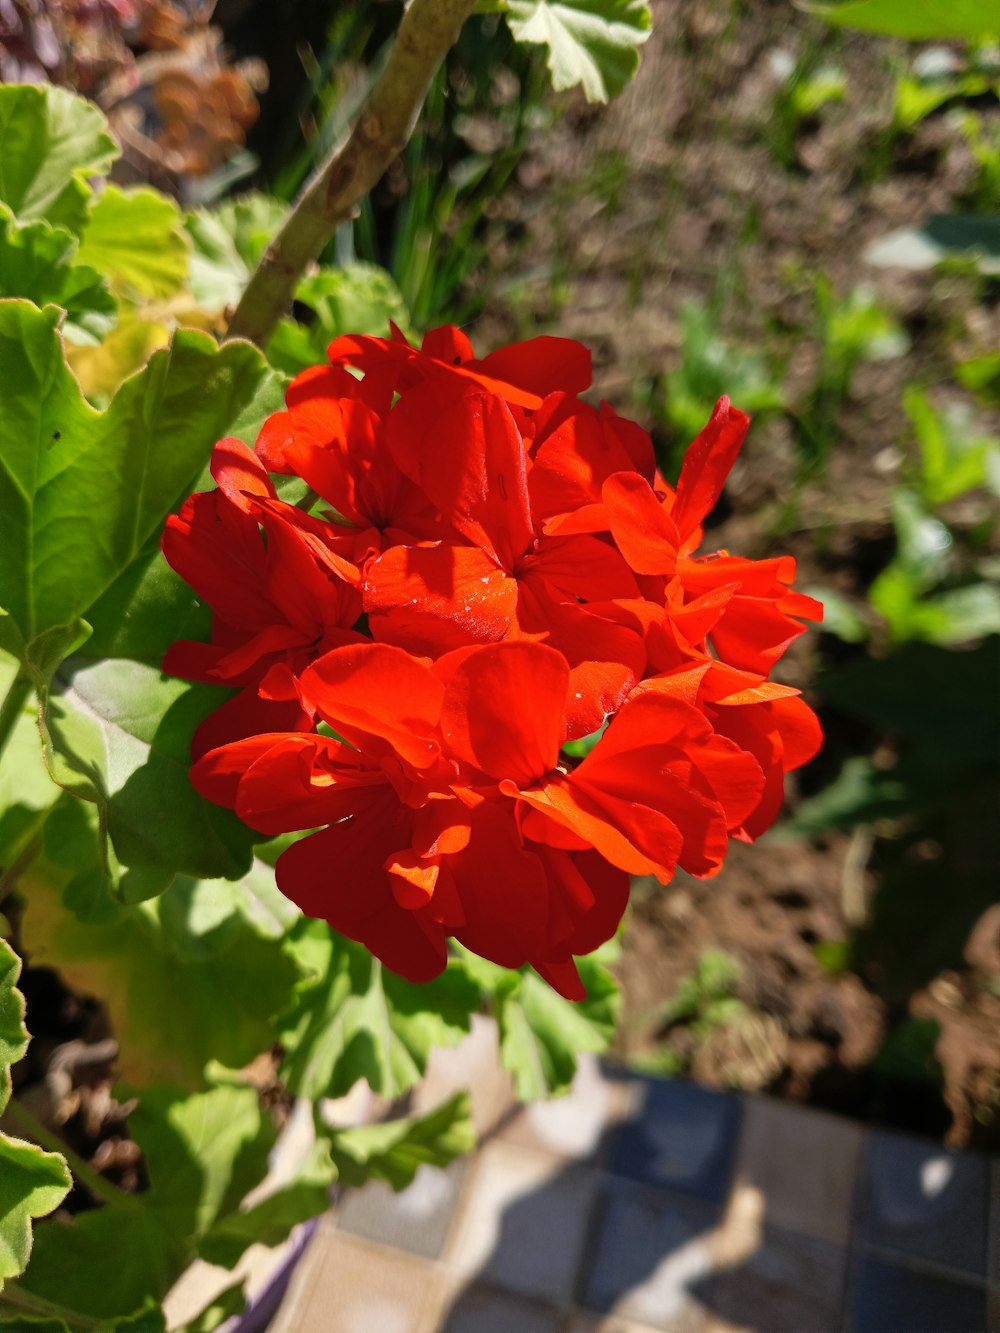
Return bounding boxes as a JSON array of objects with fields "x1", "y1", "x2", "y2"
[{"x1": 163, "y1": 326, "x2": 824, "y2": 999}]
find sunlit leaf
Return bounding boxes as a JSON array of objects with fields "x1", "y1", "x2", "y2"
[
  {"x1": 0, "y1": 205, "x2": 115, "y2": 343},
  {"x1": 199, "y1": 1140, "x2": 333, "y2": 1268},
  {"x1": 0, "y1": 940, "x2": 72, "y2": 1292},
  {"x1": 328, "y1": 1092, "x2": 474, "y2": 1190},
  {"x1": 41, "y1": 658, "x2": 258, "y2": 900},
  {"x1": 504, "y1": 0, "x2": 652, "y2": 102},
  {"x1": 0, "y1": 85, "x2": 118, "y2": 233},
  {"x1": 20, "y1": 850, "x2": 301, "y2": 1087},
  {"x1": 0, "y1": 300, "x2": 277, "y2": 665},
  {"x1": 277, "y1": 920, "x2": 479, "y2": 1101},
  {"x1": 457, "y1": 939, "x2": 620, "y2": 1099},
  {"x1": 268, "y1": 264, "x2": 412, "y2": 375},
  {"x1": 0, "y1": 653, "x2": 61, "y2": 869},
  {"x1": 808, "y1": 0, "x2": 1000, "y2": 39},
  {"x1": 77, "y1": 186, "x2": 190, "y2": 301},
  {"x1": 185, "y1": 194, "x2": 289, "y2": 314}
]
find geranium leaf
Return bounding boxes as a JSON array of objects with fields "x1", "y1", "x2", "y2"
[
  {"x1": 17, "y1": 1084, "x2": 273, "y2": 1321},
  {"x1": 267, "y1": 263, "x2": 412, "y2": 376},
  {"x1": 503, "y1": 0, "x2": 652, "y2": 102},
  {"x1": 41, "y1": 658, "x2": 257, "y2": 898},
  {"x1": 278, "y1": 920, "x2": 480, "y2": 1101},
  {"x1": 199, "y1": 1140, "x2": 334, "y2": 1269},
  {"x1": 0, "y1": 652, "x2": 61, "y2": 869},
  {"x1": 327, "y1": 1092, "x2": 475, "y2": 1191},
  {"x1": 0, "y1": 940, "x2": 72, "y2": 1292},
  {"x1": 76, "y1": 186, "x2": 190, "y2": 300},
  {"x1": 0, "y1": 85, "x2": 118, "y2": 233},
  {"x1": 20, "y1": 849, "x2": 302, "y2": 1088},
  {"x1": 808, "y1": 0, "x2": 999, "y2": 39},
  {"x1": 185, "y1": 194, "x2": 290, "y2": 314},
  {"x1": 0, "y1": 206, "x2": 116, "y2": 343},
  {"x1": 458, "y1": 939, "x2": 620, "y2": 1099},
  {"x1": 0, "y1": 300, "x2": 277, "y2": 669}
]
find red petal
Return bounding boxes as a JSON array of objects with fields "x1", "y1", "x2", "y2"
[
  {"x1": 670, "y1": 397, "x2": 750, "y2": 544},
  {"x1": 301, "y1": 641, "x2": 444, "y2": 771},
  {"x1": 190, "y1": 687, "x2": 312, "y2": 761},
  {"x1": 602, "y1": 472, "x2": 680, "y2": 576},
  {"x1": 476, "y1": 336, "x2": 592, "y2": 397},
  {"x1": 512, "y1": 584, "x2": 646, "y2": 740},
  {"x1": 440, "y1": 641, "x2": 568, "y2": 785},
  {"x1": 514, "y1": 778, "x2": 683, "y2": 883},
  {"x1": 211, "y1": 437, "x2": 275, "y2": 512},
  {"x1": 365, "y1": 544, "x2": 518, "y2": 654},
  {"x1": 385, "y1": 386, "x2": 534, "y2": 570},
  {"x1": 448, "y1": 803, "x2": 553, "y2": 968},
  {"x1": 277, "y1": 810, "x2": 449, "y2": 983}
]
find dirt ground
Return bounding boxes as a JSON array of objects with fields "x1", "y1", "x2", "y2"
[{"x1": 474, "y1": 0, "x2": 1000, "y2": 1147}]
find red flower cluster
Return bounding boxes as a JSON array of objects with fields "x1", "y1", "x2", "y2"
[{"x1": 163, "y1": 325, "x2": 822, "y2": 999}]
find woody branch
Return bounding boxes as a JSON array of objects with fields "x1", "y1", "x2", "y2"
[{"x1": 225, "y1": 0, "x2": 478, "y2": 349}]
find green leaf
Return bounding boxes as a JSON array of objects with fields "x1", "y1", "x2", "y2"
[
  {"x1": 808, "y1": 0, "x2": 1000, "y2": 39},
  {"x1": 781, "y1": 756, "x2": 912, "y2": 836},
  {"x1": 0, "y1": 940, "x2": 73, "y2": 1292},
  {"x1": 267, "y1": 264, "x2": 412, "y2": 376},
  {"x1": 504, "y1": 0, "x2": 652, "y2": 102},
  {"x1": 328, "y1": 1091, "x2": 475, "y2": 1190},
  {"x1": 76, "y1": 186, "x2": 190, "y2": 301},
  {"x1": 461, "y1": 939, "x2": 620, "y2": 1099},
  {"x1": 20, "y1": 853, "x2": 302, "y2": 1088},
  {"x1": 18, "y1": 1083, "x2": 274, "y2": 1320},
  {"x1": 0, "y1": 299, "x2": 277, "y2": 666},
  {"x1": 903, "y1": 386, "x2": 997, "y2": 505},
  {"x1": 80, "y1": 548, "x2": 211, "y2": 668},
  {"x1": 199, "y1": 1140, "x2": 333, "y2": 1269},
  {"x1": 0, "y1": 86, "x2": 118, "y2": 233},
  {"x1": 0, "y1": 206, "x2": 116, "y2": 343},
  {"x1": 866, "y1": 215, "x2": 1000, "y2": 276},
  {"x1": 277, "y1": 920, "x2": 480, "y2": 1101},
  {"x1": 805, "y1": 586, "x2": 870, "y2": 643},
  {"x1": 0, "y1": 653, "x2": 61, "y2": 869},
  {"x1": 185, "y1": 194, "x2": 289, "y2": 315},
  {"x1": 41, "y1": 657, "x2": 258, "y2": 899}
]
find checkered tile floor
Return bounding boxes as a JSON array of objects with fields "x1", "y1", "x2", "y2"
[{"x1": 269, "y1": 1017, "x2": 999, "y2": 1332}]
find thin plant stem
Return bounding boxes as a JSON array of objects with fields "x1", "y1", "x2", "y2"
[
  {"x1": 4, "y1": 1099, "x2": 137, "y2": 1211},
  {"x1": 0, "y1": 675, "x2": 31, "y2": 767},
  {"x1": 225, "y1": 0, "x2": 478, "y2": 349}
]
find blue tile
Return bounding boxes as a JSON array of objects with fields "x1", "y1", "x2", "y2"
[
  {"x1": 857, "y1": 1131, "x2": 989, "y2": 1277},
  {"x1": 611, "y1": 1077, "x2": 741, "y2": 1202},
  {"x1": 850, "y1": 1256, "x2": 987, "y2": 1332},
  {"x1": 581, "y1": 1177, "x2": 718, "y2": 1325},
  {"x1": 438, "y1": 1283, "x2": 563, "y2": 1333}
]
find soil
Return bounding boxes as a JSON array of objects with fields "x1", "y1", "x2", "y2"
[{"x1": 471, "y1": 0, "x2": 1000, "y2": 1147}]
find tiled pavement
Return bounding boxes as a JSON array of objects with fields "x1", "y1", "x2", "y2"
[{"x1": 269, "y1": 1017, "x2": 1000, "y2": 1333}]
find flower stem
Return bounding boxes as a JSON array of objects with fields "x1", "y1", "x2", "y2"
[
  {"x1": 4, "y1": 1099, "x2": 137, "y2": 1211},
  {"x1": 225, "y1": 0, "x2": 478, "y2": 349}
]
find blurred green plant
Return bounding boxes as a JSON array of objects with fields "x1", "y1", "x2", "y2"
[
  {"x1": 632, "y1": 950, "x2": 748, "y2": 1077},
  {"x1": 648, "y1": 299, "x2": 786, "y2": 465},
  {"x1": 797, "y1": 278, "x2": 908, "y2": 477},
  {"x1": 768, "y1": 51, "x2": 847, "y2": 169}
]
